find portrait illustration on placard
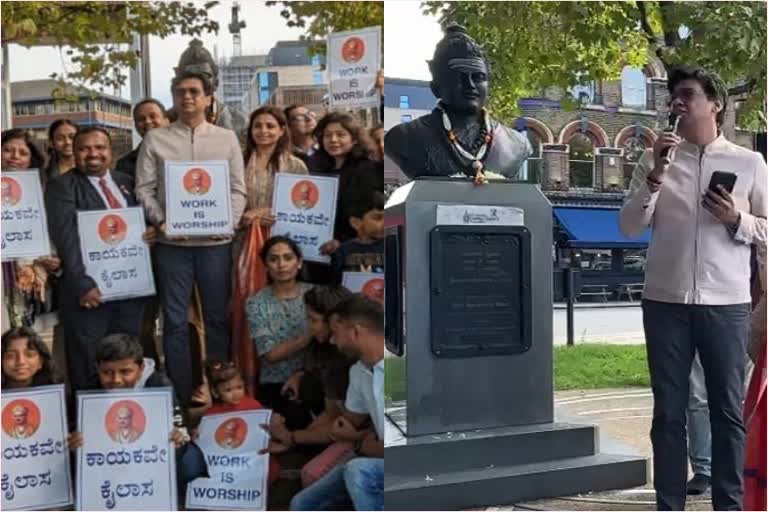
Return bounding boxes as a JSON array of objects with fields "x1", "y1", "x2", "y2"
[
  {"x1": 183, "y1": 168, "x2": 212, "y2": 196},
  {"x1": 98, "y1": 214, "x2": 128, "y2": 246},
  {"x1": 361, "y1": 278, "x2": 385, "y2": 304},
  {"x1": 2, "y1": 399, "x2": 41, "y2": 440},
  {"x1": 290, "y1": 180, "x2": 320, "y2": 210},
  {"x1": 1, "y1": 177, "x2": 22, "y2": 207},
  {"x1": 342, "y1": 36, "x2": 365, "y2": 63},
  {"x1": 215, "y1": 417, "x2": 247, "y2": 450},
  {"x1": 104, "y1": 401, "x2": 146, "y2": 444}
]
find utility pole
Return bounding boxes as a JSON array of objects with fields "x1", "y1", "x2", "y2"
[{"x1": 2, "y1": 43, "x2": 12, "y2": 130}]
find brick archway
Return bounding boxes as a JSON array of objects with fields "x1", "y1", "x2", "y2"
[
  {"x1": 521, "y1": 117, "x2": 554, "y2": 144},
  {"x1": 614, "y1": 124, "x2": 657, "y2": 147},
  {"x1": 558, "y1": 120, "x2": 609, "y2": 147}
]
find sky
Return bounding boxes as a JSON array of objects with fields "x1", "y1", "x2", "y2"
[
  {"x1": 384, "y1": 0, "x2": 443, "y2": 81},
  {"x1": 8, "y1": 1, "x2": 307, "y2": 108},
  {"x1": 8, "y1": 0, "x2": 439, "y2": 106}
]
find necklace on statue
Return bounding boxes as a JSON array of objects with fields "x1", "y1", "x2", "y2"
[{"x1": 437, "y1": 101, "x2": 493, "y2": 185}]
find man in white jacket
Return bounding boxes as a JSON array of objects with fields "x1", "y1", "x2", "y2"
[{"x1": 620, "y1": 67, "x2": 766, "y2": 511}]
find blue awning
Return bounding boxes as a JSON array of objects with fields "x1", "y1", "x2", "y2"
[{"x1": 553, "y1": 207, "x2": 651, "y2": 249}]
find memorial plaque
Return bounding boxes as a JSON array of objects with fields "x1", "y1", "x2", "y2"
[
  {"x1": 385, "y1": 225, "x2": 404, "y2": 356},
  {"x1": 430, "y1": 226, "x2": 531, "y2": 358}
]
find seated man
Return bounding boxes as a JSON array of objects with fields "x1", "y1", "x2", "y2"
[{"x1": 289, "y1": 295, "x2": 384, "y2": 511}]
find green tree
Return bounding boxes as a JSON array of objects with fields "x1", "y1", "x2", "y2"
[
  {"x1": 2, "y1": 1, "x2": 219, "y2": 97},
  {"x1": 424, "y1": 1, "x2": 766, "y2": 129},
  {"x1": 266, "y1": 1, "x2": 383, "y2": 57}
]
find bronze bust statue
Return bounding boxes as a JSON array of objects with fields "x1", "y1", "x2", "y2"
[
  {"x1": 385, "y1": 25, "x2": 531, "y2": 181},
  {"x1": 175, "y1": 39, "x2": 249, "y2": 137}
]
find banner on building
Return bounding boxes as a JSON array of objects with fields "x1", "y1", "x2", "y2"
[
  {"x1": 76, "y1": 388, "x2": 177, "y2": 511},
  {"x1": 78, "y1": 207, "x2": 156, "y2": 301},
  {"x1": 1, "y1": 384, "x2": 73, "y2": 511},
  {"x1": 327, "y1": 26, "x2": 381, "y2": 109},
  {"x1": 165, "y1": 160, "x2": 233, "y2": 237},
  {"x1": 271, "y1": 174, "x2": 338, "y2": 264},
  {"x1": 1, "y1": 171, "x2": 51, "y2": 261},
  {"x1": 186, "y1": 410, "x2": 271, "y2": 511}
]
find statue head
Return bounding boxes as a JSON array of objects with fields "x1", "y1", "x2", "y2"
[
  {"x1": 176, "y1": 39, "x2": 219, "y2": 91},
  {"x1": 428, "y1": 24, "x2": 490, "y2": 115}
]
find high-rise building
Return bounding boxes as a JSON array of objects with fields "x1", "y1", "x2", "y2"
[{"x1": 218, "y1": 40, "x2": 327, "y2": 115}]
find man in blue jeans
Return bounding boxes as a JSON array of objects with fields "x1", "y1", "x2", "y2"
[
  {"x1": 686, "y1": 353, "x2": 712, "y2": 495},
  {"x1": 620, "y1": 66, "x2": 767, "y2": 510},
  {"x1": 290, "y1": 295, "x2": 384, "y2": 511}
]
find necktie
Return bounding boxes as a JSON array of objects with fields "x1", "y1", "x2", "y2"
[{"x1": 98, "y1": 178, "x2": 122, "y2": 209}]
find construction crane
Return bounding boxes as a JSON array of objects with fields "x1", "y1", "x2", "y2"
[{"x1": 229, "y1": 2, "x2": 246, "y2": 57}]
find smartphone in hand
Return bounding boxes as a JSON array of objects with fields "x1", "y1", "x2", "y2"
[{"x1": 708, "y1": 171, "x2": 737, "y2": 194}]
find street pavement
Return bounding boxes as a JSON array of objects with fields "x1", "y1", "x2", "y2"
[
  {"x1": 553, "y1": 303, "x2": 645, "y2": 345},
  {"x1": 477, "y1": 388, "x2": 713, "y2": 511}
]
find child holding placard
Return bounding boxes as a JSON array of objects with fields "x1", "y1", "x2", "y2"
[{"x1": 201, "y1": 360, "x2": 281, "y2": 485}]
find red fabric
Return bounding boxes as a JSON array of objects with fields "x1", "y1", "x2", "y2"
[
  {"x1": 98, "y1": 178, "x2": 123, "y2": 209},
  {"x1": 231, "y1": 223, "x2": 270, "y2": 398},
  {"x1": 744, "y1": 342, "x2": 767, "y2": 511},
  {"x1": 301, "y1": 442, "x2": 355, "y2": 488},
  {"x1": 205, "y1": 396, "x2": 280, "y2": 485}
]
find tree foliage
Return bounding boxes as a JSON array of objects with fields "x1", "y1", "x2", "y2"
[
  {"x1": 2, "y1": 1, "x2": 219, "y2": 98},
  {"x1": 423, "y1": 1, "x2": 766, "y2": 129},
  {"x1": 265, "y1": 1, "x2": 383, "y2": 58}
]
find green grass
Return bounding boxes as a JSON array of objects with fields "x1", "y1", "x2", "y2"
[{"x1": 385, "y1": 344, "x2": 649, "y2": 403}]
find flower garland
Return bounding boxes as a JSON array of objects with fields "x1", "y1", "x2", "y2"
[{"x1": 437, "y1": 101, "x2": 493, "y2": 184}]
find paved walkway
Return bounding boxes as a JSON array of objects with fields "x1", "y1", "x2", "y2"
[{"x1": 481, "y1": 388, "x2": 713, "y2": 511}]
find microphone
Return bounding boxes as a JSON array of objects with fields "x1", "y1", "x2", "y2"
[{"x1": 660, "y1": 112, "x2": 681, "y2": 164}]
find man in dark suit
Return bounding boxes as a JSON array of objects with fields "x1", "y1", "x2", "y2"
[{"x1": 45, "y1": 127, "x2": 156, "y2": 392}]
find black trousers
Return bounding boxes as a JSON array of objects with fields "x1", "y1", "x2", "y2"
[
  {"x1": 642, "y1": 299, "x2": 750, "y2": 510},
  {"x1": 60, "y1": 294, "x2": 145, "y2": 392}
]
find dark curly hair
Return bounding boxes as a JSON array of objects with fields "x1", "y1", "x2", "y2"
[
  {"x1": 667, "y1": 66, "x2": 729, "y2": 127},
  {"x1": 311, "y1": 112, "x2": 374, "y2": 172},
  {"x1": 1, "y1": 327, "x2": 57, "y2": 389}
]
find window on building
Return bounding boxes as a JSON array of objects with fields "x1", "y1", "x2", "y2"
[
  {"x1": 734, "y1": 99, "x2": 745, "y2": 129},
  {"x1": 521, "y1": 130, "x2": 543, "y2": 183},
  {"x1": 568, "y1": 132, "x2": 595, "y2": 188},
  {"x1": 567, "y1": 82, "x2": 594, "y2": 105},
  {"x1": 621, "y1": 66, "x2": 647, "y2": 108},
  {"x1": 399, "y1": 95, "x2": 410, "y2": 109},
  {"x1": 621, "y1": 135, "x2": 649, "y2": 189},
  {"x1": 401, "y1": 114, "x2": 412, "y2": 123}
]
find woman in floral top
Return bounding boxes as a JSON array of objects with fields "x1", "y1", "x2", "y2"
[
  {"x1": 1, "y1": 129, "x2": 61, "y2": 330},
  {"x1": 246, "y1": 235, "x2": 313, "y2": 429}
]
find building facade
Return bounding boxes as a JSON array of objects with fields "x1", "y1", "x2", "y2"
[
  {"x1": 219, "y1": 40, "x2": 327, "y2": 115},
  {"x1": 384, "y1": 67, "x2": 763, "y2": 300},
  {"x1": 10, "y1": 79, "x2": 133, "y2": 158}
]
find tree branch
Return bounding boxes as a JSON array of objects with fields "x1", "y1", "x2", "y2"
[{"x1": 636, "y1": 2, "x2": 658, "y2": 45}]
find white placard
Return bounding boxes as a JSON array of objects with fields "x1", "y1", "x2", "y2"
[
  {"x1": 186, "y1": 410, "x2": 271, "y2": 511},
  {"x1": 1, "y1": 385, "x2": 73, "y2": 511},
  {"x1": 342, "y1": 271, "x2": 384, "y2": 304},
  {"x1": 164, "y1": 160, "x2": 233, "y2": 236},
  {"x1": 1, "y1": 171, "x2": 51, "y2": 261},
  {"x1": 77, "y1": 207, "x2": 156, "y2": 301},
  {"x1": 327, "y1": 26, "x2": 381, "y2": 109},
  {"x1": 272, "y1": 174, "x2": 338, "y2": 264},
  {"x1": 436, "y1": 205, "x2": 525, "y2": 226},
  {"x1": 76, "y1": 388, "x2": 177, "y2": 511}
]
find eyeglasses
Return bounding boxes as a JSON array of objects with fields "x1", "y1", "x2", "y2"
[
  {"x1": 173, "y1": 87, "x2": 204, "y2": 98},
  {"x1": 208, "y1": 361, "x2": 236, "y2": 371},
  {"x1": 667, "y1": 89, "x2": 710, "y2": 106}
]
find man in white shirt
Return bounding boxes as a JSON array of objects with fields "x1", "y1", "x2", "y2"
[
  {"x1": 620, "y1": 67, "x2": 767, "y2": 511},
  {"x1": 290, "y1": 295, "x2": 384, "y2": 511},
  {"x1": 45, "y1": 127, "x2": 156, "y2": 392}
]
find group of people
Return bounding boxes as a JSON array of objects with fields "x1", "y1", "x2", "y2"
[{"x1": 1, "y1": 67, "x2": 385, "y2": 510}]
